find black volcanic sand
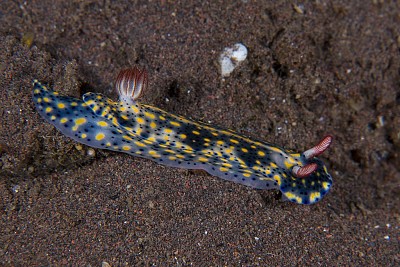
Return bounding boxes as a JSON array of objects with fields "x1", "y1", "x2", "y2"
[{"x1": 0, "y1": 1, "x2": 399, "y2": 266}]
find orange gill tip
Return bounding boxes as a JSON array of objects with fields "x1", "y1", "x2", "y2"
[
  {"x1": 292, "y1": 163, "x2": 318, "y2": 178},
  {"x1": 115, "y1": 67, "x2": 148, "y2": 101},
  {"x1": 303, "y1": 135, "x2": 333, "y2": 160}
]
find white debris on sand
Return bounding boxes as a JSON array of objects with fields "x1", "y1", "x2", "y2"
[{"x1": 219, "y1": 43, "x2": 248, "y2": 77}]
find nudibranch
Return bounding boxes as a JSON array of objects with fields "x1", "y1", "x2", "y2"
[{"x1": 33, "y1": 68, "x2": 333, "y2": 204}]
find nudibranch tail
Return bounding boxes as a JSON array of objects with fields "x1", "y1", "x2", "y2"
[
  {"x1": 116, "y1": 67, "x2": 147, "y2": 102},
  {"x1": 32, "y1": 67, "x2": 334, "y2": 205}
]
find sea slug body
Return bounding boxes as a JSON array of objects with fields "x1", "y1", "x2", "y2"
[{"x1": 33, "y1": 68, "x2": 333, "y2": 205}]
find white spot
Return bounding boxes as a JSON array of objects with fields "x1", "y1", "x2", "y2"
[
  {"x1": 87, "y1": 148, "x2": 96, "y2": 157},
  {"x1": 377, "y1": 116, "x2": 385, "y2": 127},
  {"x1": 12, "y1": 185, "x2": 20, "y2": 193},
  {"x1": 219, "y1": 43, "x2": 248, "y2": 77},
  {"x1": 384, "y1": 235, "x2": 390, "y2": 240}
]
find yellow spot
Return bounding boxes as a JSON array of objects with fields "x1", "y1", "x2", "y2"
[
  {"x1": 192, "y1": 130, "x2": 200, "y2": 135},
  {"x1": 256, "y1": 160, "x2": 261, "y2": 165},
  {"x1": 159, "y1": 115, "x2": 166, "y2": 120},
  {"x1": 165, "y1": 149, "x2": 175, "y2": 154},
  {"x1": 75, "y1": 118, "x2": 86, "y2": 125},
  {"x1": 136, "y1": 117, "x2": 144, "y2": 124},
  {"x1": 176, "y1": 154, "x2": 185, "y2": 159},
  {"x1": 284, "y1": 161, "x2": 294, "y2": 169},
  {"x1": 212, "y1": 132, "x2": 218, "y2": 136},
  {"x1": 43, "y1": 97, "x2": 50, "y2": 103},
  {"x1": 45, "y1": 107, "x2": 52, "y2": 113},
  {"x1": 34, "y1": 89, "x2": 40, "y2": 94},
  {"x1": 222, "y1": 162, "x2": 232, "y2": 168},
  {"x1": 150, "y1": 122, "x2": 157, "y2": 129},
  {"x1": 252, "y1": 166, "x2": 259, "y2": 171},
  {"x1": 251, "y1": 145, "x2": 256, "y2": 149},
  {"x1": 131, "y1": 106, "x2": 139, "y2": 114},
  {"x1": 37, "y1": 98, "x2": 42, "y2": 103},
  {"x1": 57, "y1": 103, "x2": 65, "y2": 109},
  {"x1": 292, "y1": 183, "x2": 296, "y2": 188},
  {"x1": 135, "y1": 141, "x2": 146, "y2": 147},
  {"x1": 219, "y1": 167, "x2": 229, "y2": 172},
  {"x1": 122, "y1": 146, "x2": 130, "y2": 151},
  {"x1": 53, "y1": 92, "x2": 59, "y2": 95},
  {"x1": 71, "y1": 102, "x2": 78, "y2": 106},
  {"x1": 273, "y1": 174, "x2": 282, "y2": 186},
  {"x1": 145, "y1": 112, "x2": 155, "y2": 119},
  {"x1": 243, "y1": 173, "x2": 251, "y2": 177},
  {"x1": 119, "y1": 106, "x2": 127, "y2": 112},
  {"x1": 241, "y1": 148, "x2": 248, "y2": 153},
  {"x1": 100, "y1": 106, "x2": 110, "y2": 117},
  {"x1": 148, "y1": 137, "x2": 156, "y2": 142},
  {"x1": 97, "y1": 121, "x2": 108, "y2": 127},
  {"x1": 226, "y1": 148, "x2": 233, "y2": 154},
  {"x1": 50, "y1": 115, "x2": 56, "y2": 120},
  {"x1": 170, "y1": 121, "x2": 181, "y2": 127},
  {"x1": 110, "y1": 117, "x2": 118, "y2": 126},
  {"x1": 198, "y1": 157, "x2": 208, "y2": 162},
  {"x1": 169, "y1": 156, "x2": 177, "y2": 161},
  {"x1": 149, "y1": 150, "x2": 160, "y2": 156},
  {"x1": 180, "y1": 134, "x2": 187, "y2": 139},
  {"x1": 284, "y1": 192, "x2": 302, "y2": 203},
  {"x1": 96, "y1": 133, "x2": 105, "y2": 141},
  {"x1": 258, "y1": 151, "x2": 265, "y2": 157},
  {"x1": 270, "y1": 146, "x2": 282, "y2": 153},
  {"x1": 204, "y1": 138, "x2": 211, "y2": 142},
  {"x1": 85, "y1": 99, "x2": 94, "y2": 106},
  {"x1": 310, "y1": 192, "x2": 321, "y2": 203},
  {"x1": 164, "y1": 128, "x2": 173, "y2": 133},
  {"x1": 230, "y1": 139, "x2": 239, "y2": 144},
  {"x1": 322, "y1": 182, "x2": 330, "y2": 190},
  {"x1": 270, "y1": 162, "x2": 278, "y2": 168},
  {"x1": 121, "y1": 114, "x2": 129, "y2": 120},
  {"x1": 60, "y1": 118, "x2": 68, "y2": 123},
  {"x1": 81, "y1": 133, "x2": 87, "y2": 138},
  {"x1": 217, "y1": 140, "x2": 224, "y2": 145},
  {"x1": 123, "y1": 135, "x2": 133, "y2": 141}
]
